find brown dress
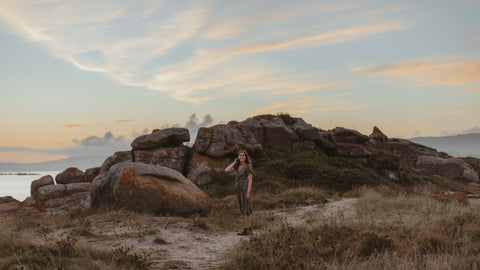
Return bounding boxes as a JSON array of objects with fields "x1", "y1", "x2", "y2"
[{"x1": 234, "y1": 164, "x2": 253, "y2": 216}]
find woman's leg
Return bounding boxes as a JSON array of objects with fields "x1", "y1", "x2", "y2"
[{"x1": 244, "y1": 215, "x2": 251, "y2": 228}]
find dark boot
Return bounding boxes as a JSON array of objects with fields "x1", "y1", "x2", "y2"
[{"x1": 237, "y1": 227, "x2": 252, "y2": 236}]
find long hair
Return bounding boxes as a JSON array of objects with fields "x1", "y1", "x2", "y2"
[{"x1": 234, "y1": 149, "x2": 253, "y2": 170}]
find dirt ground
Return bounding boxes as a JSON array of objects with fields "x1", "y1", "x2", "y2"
[{"x1": 65, "y1": 198, "x2": 358, "y2": 269}]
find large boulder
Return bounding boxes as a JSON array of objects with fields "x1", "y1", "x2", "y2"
[
  {"x1": 241, "y1": 114, "x2": 299, "y2": 148},
  {"x1": 316, "y1": 130, "x2": 338, "y2": 155},
  {"x1": 291, "y1": 118, "x2": 320, "y2": 141},
  {"x1": 134, "y1": 146, "x2": 190, "y2": 174},
  {"x1": 131, "y1": 128, "x2": 190, "y2": 150},
  {"x1": 416, "y1": 156, "x2": 479, "y2": 182},
  {"x1": 193, "y1": 123, "x2": 262, "y2": 158},
  {"x1": 34, "y1": 182, "x2": 92, "y2": 212},
  {"x1": 31, "y1": 175, "x2": 55, "y2": 199},
  {"x1": 0, "y1": 196, "x2": 21, "y2": 212},
  {"x1": 85, "y1": 167, "x2": 100, "y2": 182},
  {"x1": 186, "y1": 153, "x2": 231, "y2": 186},
  {"x1": 369, "y1": 126, "x2": 388, "y2": 142},
  {"x1": 100, "y1": 151, "x2": 133, "y2": 174},
  {"x1": 0, "y1": 195, "x2": 19, "y2": 204},
  {"x1": 91, "y1": 162, "x2": 212, "y2": 216},
  {"x1": 333, "y1": 127, "x2": 369, "y2": 144},
  {"x1": 55, "y1": 167, "x2": 85, "y2": 184}
]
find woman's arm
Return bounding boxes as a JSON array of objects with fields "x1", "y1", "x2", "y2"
[
  {"x1": 225, "y1": 158, "x2": 238, "y2": 173},
  {"x1": 246, "y1": 173, "x2": 252, "y2": 199}
]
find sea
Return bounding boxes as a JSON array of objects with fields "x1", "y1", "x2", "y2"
[{"x1": 0, "y1": 171, "x2": 61, "y2": 201}]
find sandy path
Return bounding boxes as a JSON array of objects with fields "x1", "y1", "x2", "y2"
[{"x1": 143, "y1": 198, "x2": 357, "y2": 269}]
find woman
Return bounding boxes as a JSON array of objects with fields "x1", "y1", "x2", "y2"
[{"x1": 225, "y1": 150, "x2": 253, "y2": 235}]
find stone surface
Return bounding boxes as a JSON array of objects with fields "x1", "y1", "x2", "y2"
[
  {"x1": 34, "y1": 182, "x2": 92, "y2": 211},
  {"x1": 316, "y1": 130, "x2": 338, "y2": 155},
  {"x1": 291, "y1": 118, "x2": 320, "y2": 141},
  {"x1": 91, "y1": 162, "x2": 212, "y2": 216},
  {"x1": 416, "y1": 156, "x2": 479, "y2": 182},
  {"x1": 100, "y1": 151, "x2": 133, "y2": 174},
  {"x1": 336, "y1": 143, "x2": 372, "y2": 158},
  {"x1": 43, "y1": 191, "x2": 91, "y2": 212},
  {"x1": 134, "y1": 146, "x2": 190, "y2": 173},
  {"x1": 131, "y1": 128, "x2": 190, "y2": 150},
  {"x1": 186, "y1": 153, "x2": 231, "y2": 186},
  {"x1": 333, "y1": 127, "x2": 369, "y2": 144},
  {"x1": 22, "y1": 196, "x2": 36, "y2": 207},
  {"x1": 369, "y1": 126, "x2": 388, "y2": 142},
  {"x1": 56, "y1": 167, "x2": 85, "y2": 184},
  {"x1": 36, "y1": 185, "x2": 66, "y2": 202},
  {"x1": 0, "y1": 202, "x2": 22, "y2": 212},
  {"x1": 31, "y1": 175, "x2": 55, "y2": 197},
  {"x1": 85, "y1": 167, "x2": 101, "y2": 182},
  {"x1": 193, "y1": 123, "x2": 262, "y2": 159},
  {"x1": 0, "y1": 196, "x2": 19, "y2": 204},
  {"x1": 241, "y1": 114, "x2": 299, "y2": 148}
]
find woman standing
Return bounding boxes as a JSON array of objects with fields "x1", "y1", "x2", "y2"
[{"x1": 225, "y1": 150, "x2": 253, "y2": 235}]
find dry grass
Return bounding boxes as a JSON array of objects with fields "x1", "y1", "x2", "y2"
[{"x1": 220, "y1": 188, "x2": 480, "y2": 270}]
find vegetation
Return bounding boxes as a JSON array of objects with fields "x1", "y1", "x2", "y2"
[{"x1": 220, "y1": 188, "x2": 480, "y2": 270}]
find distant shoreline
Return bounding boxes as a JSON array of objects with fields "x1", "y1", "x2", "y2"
[{"x1": 0, "y1": 172, "x2": 41, "y2": 176}]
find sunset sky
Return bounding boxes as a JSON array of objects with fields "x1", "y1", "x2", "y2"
[{"x1": 1, "y1": 0, "x2": 479, "y2": 163}]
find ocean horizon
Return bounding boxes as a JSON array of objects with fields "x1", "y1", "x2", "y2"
[{"x1": 0, "y1": 171, "x2": 61, "y2": 201}]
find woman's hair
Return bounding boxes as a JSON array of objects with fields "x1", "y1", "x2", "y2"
[{"x1": 234, "y1": 149, "x2": 253, "y2": 169}]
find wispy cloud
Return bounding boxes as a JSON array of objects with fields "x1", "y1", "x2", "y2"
[
  {"x1": 354, "y1": 57, "x2": 480, "y2": 87},
  {"x1": 431, "y1": 110, "x2": 469, "y2": 115},
  {"x1": 0, "y1": 1, "x2": 408, "y2": 103},
  {"x1": 113, "y1": 120, "x2": 134, "y2": 123},
  {"x1": 72, "y1": 132, "x2": 128, "y2": 147},
  {"x1": 62, "y1": 124, "x2": 84, "y2": 128},
  {"x1": 253, "y1": 98, "x2": 359, "y2": 115}
]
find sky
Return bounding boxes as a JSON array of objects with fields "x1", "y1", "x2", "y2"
[{"x1": 0, "y1": 0, "x2": 479, "y2": 164}]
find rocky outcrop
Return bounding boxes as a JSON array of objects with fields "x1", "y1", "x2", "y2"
[
  {"x1": 241, "y1": 115, "x2": 299, "y2": 148},
  {"x1": 416, "y1": 156, "x2": 479, "y2": 182},
  {"x1": 186, "y1": 153, "x2": 232, "y2": 186},
  {"x1": 193, "y1": 123, "x2": 262, "y2": 159},
  {"x1": 27, "y1": 174, "x2": 92, "y2": 213},
  {"x1": 4, "y1": 114, "x2": 479, "y2": 215},
  {"x1": 34, "y1": 182, "x2": 92, "y2": 211},
  {"x1": 91, "y1": 162, "x2": 211, "y2": 216},
  {"x1": 134, "y1": 146, "x2": 190, "y2": 174},
  {"x1": 0, "y1": 196, "x2": 21, "y2": 212},
  {"x1": 131, "y1": 128, "x2": 190, "y2": 150},
  {"x1": 100, "y1": 151, "x2": 133, "y2": 174},
  {"x1": 369, "y1": 126, "x2": 388, "y2": 142},
  {"x1": 31, "y1": 175, "x2": 55, "y2": 200},
  {"x1": 333, "y1": 127, "x2": 369, "y2": 144},
  {"x1": 85, "y1": 167, "x2": 100, "y2": 182},
  {"x1": 55, "y1": 167, "x2": 85, "y2": 184}
]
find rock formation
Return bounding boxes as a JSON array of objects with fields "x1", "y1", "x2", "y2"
[
  {"x1": 5, "y1": 113, "x2": 479, "y2": 215},
  {"x1": 28, "y1": 171, "x2": 92, "y2": 213},
  {"x1": 91, "y1": 162, "x2": 211, "y2": 216}
]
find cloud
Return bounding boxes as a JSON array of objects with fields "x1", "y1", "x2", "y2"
[
  {"x1": 354, "y1": 57, "x2": 480, "y2": 87},
  {"x1": 113, "y1": 120, "x2": 134, "y2": 123},
  {"x1": 63, "y1": 124, "x2": 84, "y2": 128},
  {"x1": 72, "y1": 132, "x2": 128, "y2": 147},
  {"x1": 0, "y1": 1, "x2": 409, "y2": 103},
  {"x1": 430, "y1": 110, "x2": 469, "y2": 115},
  {"x1": 185, "y1": 114, "x2": 214, "y2": 144},
  {"x1": 253, "y1": 98, "x2": 359, "y2": 115},
  {"x1": 0, "y1": 131, "x2": 133, "y2": 163},
  {"x1": 229, "y1": 21, "x2": 407, "y2": 54}
]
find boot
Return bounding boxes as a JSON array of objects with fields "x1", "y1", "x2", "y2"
[{"x1": 237, "y1": 227, "x2": 253, "y2": 236}]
